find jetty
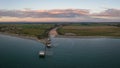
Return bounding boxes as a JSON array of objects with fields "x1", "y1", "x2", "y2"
[
  {"x1": 40, "y1": 26, "x2": 58, "y2": 45},
  {"x1": 39, "y1": 26, "x2": 58, "y2": 57}
]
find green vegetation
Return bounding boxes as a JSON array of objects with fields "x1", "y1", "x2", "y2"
[
  {"x1": 0, "y1": 23, "x2": 120, "y2": 39},
  {"x1": 0, "y1": 24, "x2": 55, "y2": 39},
  {"x1": 58, "y1": 23, "x2": 120, "y2": 37}
]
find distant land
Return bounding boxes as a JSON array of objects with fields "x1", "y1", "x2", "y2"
[
  {"x1": 0, "y1": 22, "x2": 120, "y2": 24},
  {"x1": 0, "y1": 22, "x2": 120, "y2": 38}
]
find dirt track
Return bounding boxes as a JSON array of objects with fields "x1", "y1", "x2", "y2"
[{"x1": 49, "y1": 27, "x2": 58, "y2": 37}]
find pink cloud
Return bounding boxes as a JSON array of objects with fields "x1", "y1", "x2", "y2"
[{"x1": 0, "y1": 9, "x2": 120, "y2": 22}]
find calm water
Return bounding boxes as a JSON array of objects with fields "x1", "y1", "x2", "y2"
[{"x1": 0, "y1": 34, "x2": 120, "y2": 68}]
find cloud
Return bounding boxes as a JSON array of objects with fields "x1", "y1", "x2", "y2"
[
  {"x1": 92, "y1": 9, "x2": 120, "y2": 17},
  {"x1": 0, "y1": 9, "x2": 89, "y2": 18},
  {"x1": 0, "y1": 9, "x2": 120, "y2": 22}
]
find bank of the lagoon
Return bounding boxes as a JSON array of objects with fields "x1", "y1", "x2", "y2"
[
  {"x1": 0, "y1": 34, "x2": 120, "y2": 68},
  {"x1": 56, "y1": 35, "x2": 120, "y2": 39},
  {"x1": 0, "y1": 32, "x2": 47, "y2": 44}
]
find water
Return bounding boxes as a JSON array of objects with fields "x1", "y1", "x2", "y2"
[{"x1": 0, "y1": 34, "x2": 120, "y2": 68}]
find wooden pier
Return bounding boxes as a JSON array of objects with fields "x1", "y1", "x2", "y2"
[
  {"x1": 39, "y1": 38, "x2": 51, "y2": 57},
  {"x1": 39, "y1": 26, "x2": 58, "y2": 58}
]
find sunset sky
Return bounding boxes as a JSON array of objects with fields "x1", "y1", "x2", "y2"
[{"x1": 0, "y1": 0, "x2": 120, "y2": 22}]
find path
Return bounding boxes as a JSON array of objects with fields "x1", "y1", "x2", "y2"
[{"x1": 49, "y1": 27, "x2": 58, "y2": 38}]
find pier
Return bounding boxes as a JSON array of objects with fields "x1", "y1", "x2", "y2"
[
  {"x1": 39, "y1": 38, "x2": 51, "y2": 57},
  {"x1": 39, "y1": 26, "x2": 58, "y2": 57}
]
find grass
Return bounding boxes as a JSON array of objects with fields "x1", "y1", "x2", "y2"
[
  {"x1": 57, "y1": 24, "x2": 120, "y2": 37},
  {"x1": 0, "y1": 23, "x2": 120, "y2": 38},
  {"x1": 0, "y1": 24, "x2": 55, "y2": 39}
]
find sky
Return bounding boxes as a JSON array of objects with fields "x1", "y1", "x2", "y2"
[{"x1": 0, "y1": 0, "x2": 120, "y2": 22}]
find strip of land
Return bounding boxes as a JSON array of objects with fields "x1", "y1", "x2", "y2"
[
  {"x1": 49, "y1": 27, "x2": 58, "y2": 38},
  {"x1": 57, "y1": 23, "x2": 120, "y2": 37},
  {"x1": 0, "y1": 24, "x2": 56, "y2": 44},
  {"x1": 0, "y1": 23, "x2": 120, "y2": 43}
]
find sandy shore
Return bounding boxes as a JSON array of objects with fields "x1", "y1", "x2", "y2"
[
  {"x1": 50, "y1": 27, "x2": 120, "y2": 39},
  {"x1": 0, "y1": 27, "x2": 59, "y2": 44},
  {"x1": 56, "y1": 35, "x2": 120, "y2": 39},
  {"x1": 1, "y1": 27, "x2": 119, "y2": 45},
  {"x1": 0, "y1": 32, "x2": 47, "y2": 44},
  {"x1": 49, "y1": 27, "x2": 58, "y2": 38}
]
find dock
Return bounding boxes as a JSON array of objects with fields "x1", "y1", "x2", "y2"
[{"x1": 39, "y1": 27, "x2": 58, "y2": 58}]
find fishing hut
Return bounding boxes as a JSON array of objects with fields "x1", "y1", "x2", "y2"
[
  {"x1": 39, "y1": 51, "x2": 45, "y2": 57},
  {"x1": 46, "y1": 38, "x2": 51, "y2": 48},
  {"x1": 39, "y1": 45, "x2": 47, "y2": 57}
]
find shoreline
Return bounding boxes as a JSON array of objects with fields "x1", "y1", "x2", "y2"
[
  {"x1": 0, "y1": 32, "x2": 120, "y2": 43},
  {"x1": 56, "y1": 35, "x2": 120, "y2": 39},
  {"x1": 0, "y1": 32, "x2": 47, "y2": 44}
]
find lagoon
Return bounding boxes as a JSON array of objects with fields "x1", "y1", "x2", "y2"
[{"x1": 0, "y1": 34, "x2": 120, "y2": 68}]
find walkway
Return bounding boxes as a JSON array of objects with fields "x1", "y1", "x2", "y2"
[{"x1": 49, "y1": 27, "x2": 58, "y2": 38}]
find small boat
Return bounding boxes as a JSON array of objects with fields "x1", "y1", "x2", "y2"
[{"x1": 39, "y1": 51, "x2": 45, "y2": 57}]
